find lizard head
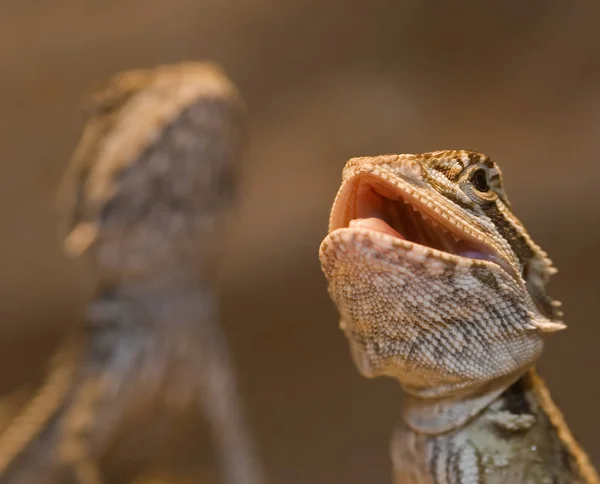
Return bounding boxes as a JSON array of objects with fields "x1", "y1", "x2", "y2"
[
  {"x1": 59, "y1": 63, "x2": 244, "y2": 287},
  {"x1": 319, "y1": 151, "x2": 565, "y2": 398}
]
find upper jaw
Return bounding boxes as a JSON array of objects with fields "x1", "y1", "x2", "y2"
[{"x1": 325, "y1": 166, "x2": 518, "y2": 279}]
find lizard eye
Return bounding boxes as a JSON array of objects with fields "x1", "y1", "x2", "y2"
[{"x1": 471, "y1": 169, "x2": 489, "y2": 192}]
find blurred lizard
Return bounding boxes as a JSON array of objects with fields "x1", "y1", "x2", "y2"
[
  {"x1": 0, "y1": 62, "x2": 262, "y2": 484},
  {"x1": 319, "y1": 151, "x2": 599, "y2": 483}
]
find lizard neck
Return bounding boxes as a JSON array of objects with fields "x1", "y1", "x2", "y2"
[
  {"x1": 399, "y1": 368, "x2": 599, "y2": 483},
  {"x1": 402, "y1": 369, "x2": 525, "y2": 434},
  {"x1": 85, "y1": 277, "x2": 216, "y2": 330}
]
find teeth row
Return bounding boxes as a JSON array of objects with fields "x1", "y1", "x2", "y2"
[
  {"x1": 361, "y1": 167, "x2": 516, "y2": 263},
  {"x1": 393, "y1": 199, "x2": 464, "y2": 252}
]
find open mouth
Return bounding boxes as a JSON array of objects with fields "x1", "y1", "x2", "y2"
[{"x1": 329, "y1": 175, "x2": 497, "y2": 265}]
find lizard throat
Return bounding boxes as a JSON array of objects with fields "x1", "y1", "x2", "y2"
[{"x1": 328, "y1": 175, "x2": 494, "y2": 264}]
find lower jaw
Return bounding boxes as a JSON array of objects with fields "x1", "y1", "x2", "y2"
[{"x1": 320, "y1": 227, "x2": 485, "y2": 273}]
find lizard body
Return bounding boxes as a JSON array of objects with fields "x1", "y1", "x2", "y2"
[
  {"x1": 319, "y1": 151, "x2": 598, "y2": 483},
  {"x1": 0, "y1": 62, "x2": 261, "y2": 484}
]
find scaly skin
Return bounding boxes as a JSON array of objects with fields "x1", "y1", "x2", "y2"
[
  {"x1": 0, "y1": 63, "x2": 262, "y2": 484},
  {"x1": 319, "y1": 151, "x2": 598, "y2": 483}
]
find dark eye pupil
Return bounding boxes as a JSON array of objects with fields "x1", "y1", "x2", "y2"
[{"x1": 472, "y1": 170, "x2": 489, "y2": 192}]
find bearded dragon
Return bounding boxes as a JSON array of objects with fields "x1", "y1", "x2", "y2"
[
  {"x1": 0, "y1": 62, "x2": 262, "y2": 484},
  {"x1": 319, "y1": 151, "x2": 599, "y2": 483}
]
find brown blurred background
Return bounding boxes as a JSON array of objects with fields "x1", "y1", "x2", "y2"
[{"x1": 1, "y1": 1, "x2": 599, "y2": 482}]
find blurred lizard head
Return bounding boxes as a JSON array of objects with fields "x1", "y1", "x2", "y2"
[{"x1": 59, "y1": 63, "x2": 244, "y2": 287}]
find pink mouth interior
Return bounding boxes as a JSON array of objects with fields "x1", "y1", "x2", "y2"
[{"x1": 344, "y1": 178, "x2": 490, "y2": 261}]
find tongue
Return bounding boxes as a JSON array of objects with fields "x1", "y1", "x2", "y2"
[{"x1": 349, "y1": 218, "x2": 405, "y2": 239}]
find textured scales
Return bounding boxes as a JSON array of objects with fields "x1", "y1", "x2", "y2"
[
  {"x1": 319, "y1": 151, "x2": 598, "y2": 483},
  {"x1": 0, "y1": 62, "x2": 262, "y2": 484}
]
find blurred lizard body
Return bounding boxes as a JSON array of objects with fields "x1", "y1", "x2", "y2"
[
  {"x1": 0, "y1": 63, "x2": 261, "y2": 484},
  {"x1": 319, "y1": 151, "x2": 598, "y2": 483}
]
